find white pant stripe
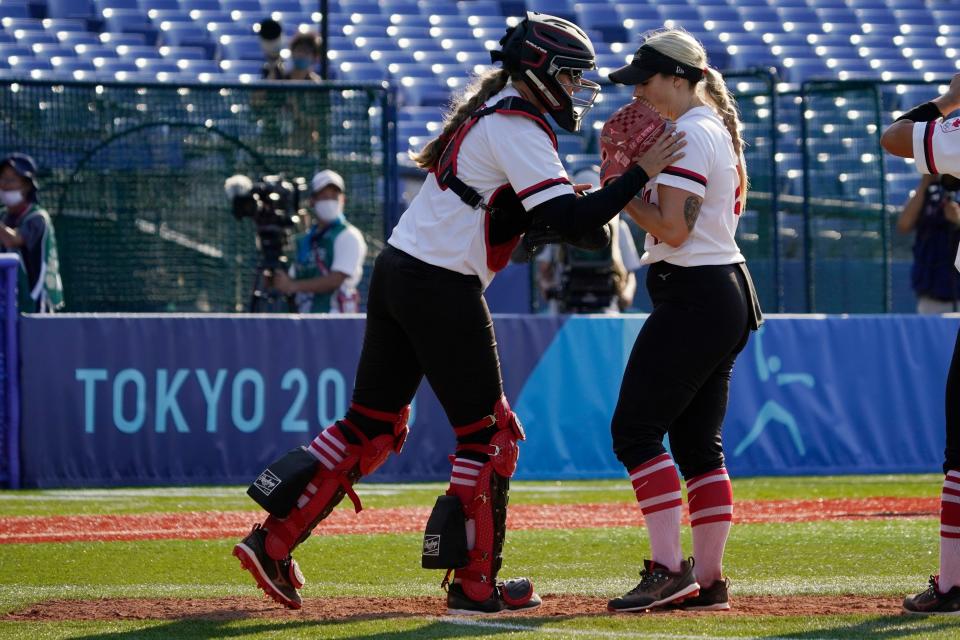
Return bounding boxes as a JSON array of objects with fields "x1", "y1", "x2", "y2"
[
  {"x1": 686, "y1": 473, "x2": 730, "y2": 492},
  {"x1": 942, "y1": 523, "x2": 960, "y2": 534},
  {"x1": 637, "y1": 490, "x2": 683, "y2": 511},
  {"x1": 948, "y1": 470, "x2": 960, "y2": 481},
  {"x1": 450, "y1": 477, "x2": 477, "y2": 487},
  {"x1": 454, "y1": 458, "x2": 485, "y2": 468},
  {"x1": 630, "y1": 459, "x2": 675, "y2": 482},
  {"x1": 943, "y1": 493, "x2": 960, "y2": 505},
  {"x1": 690, "y1": 505, "x2": 734, "y2": 522}
]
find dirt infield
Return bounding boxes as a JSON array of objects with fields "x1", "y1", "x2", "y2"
[
  {"x1": 0, "y1": 497, "x2": 938, "y2": 544},
  {"x1": 4, "y1": 594, "x2": 902, "y2": 622}
]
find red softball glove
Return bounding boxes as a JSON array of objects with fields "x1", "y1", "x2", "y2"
[{"x1": 599, "y1": 98, "x2": 666, "y2": 186}]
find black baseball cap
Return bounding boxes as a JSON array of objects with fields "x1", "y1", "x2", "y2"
[{"x1": 608, "y1": 45, "x2": 705, "y2": 85}]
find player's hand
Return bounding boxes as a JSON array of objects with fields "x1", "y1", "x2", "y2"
[
  {"x1": 271, "y1": 270, "x2": 298, "y2": 295},
  {"x1": 633, "y1": 128, "x2": 686, "y2": 178}
]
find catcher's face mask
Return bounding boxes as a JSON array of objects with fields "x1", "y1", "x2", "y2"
[
  {"x1": 556, "y1": 69, "x2": 601, "y2": 129},
  {"x1": 608, "y1": 45, "x2": 705, "y2": 86}
]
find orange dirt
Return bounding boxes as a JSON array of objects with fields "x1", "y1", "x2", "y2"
[{"x1": 0, "y1": 497, "x2": 937, "y2": 544}]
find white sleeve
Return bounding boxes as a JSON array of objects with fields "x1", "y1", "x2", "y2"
[
  {"x1": 654, "y1": 123, "x2": 710, "y2": 198},
  {"x1": 617, "y1": 219, "x2": 642, "y2": 271},
  {"x1": 487, "y1": 114, "x2": 575, "y2": 211},
  {"x1": 912, "y1": 119, "x2": 960, "y2": 176},
  {"x1": 331, "y1": 227, "x2": 366, "y2": 278}
]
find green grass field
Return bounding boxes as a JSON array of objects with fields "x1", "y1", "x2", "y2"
[{"x1": 1, "y1": 475, "x2": 959, "y2": 639}]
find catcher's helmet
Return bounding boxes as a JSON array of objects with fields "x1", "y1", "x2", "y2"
[{"x1": 490, "y1": 12, "x2": 599, "y2": 133}]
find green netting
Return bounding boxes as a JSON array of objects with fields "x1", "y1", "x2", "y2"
[
  {"x1": 0, "y1": 79, "x2": 394, "y2": 312},
  {"x1": 726, "y1": 71, "x2": 781, "y2": 312},
  {"x1": 800, "y1": 81, "x2": 890, "y2": 313}
]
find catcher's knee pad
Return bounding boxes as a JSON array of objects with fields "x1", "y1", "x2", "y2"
[
  {"x1": 258, "y1": 403, "x2": 409, "y2": 560},
  {"x1": 426, "y1": 395, "x2": 529, "y2": 604}
]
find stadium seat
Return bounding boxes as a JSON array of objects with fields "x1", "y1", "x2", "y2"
[
  {"x1": 44, "y1": 0, "x2": 93, "y2": 20},
  {"x1": 218, "y1": 36, "x2": 263, "y2": 60},
  {"x1": 158, "y1": 45, "x2": 208, "y2": 60},
  {"x1": 220, "y1": 0, "x2": 266, "y2": 12},
  {"x1": 180, "y1": 0, "x2": 222, "y2": 11},
  {"x1": 0, "y1": 2, "x2": 30, "y2": 20}
]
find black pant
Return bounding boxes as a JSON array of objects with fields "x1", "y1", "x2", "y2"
[
  {"x1": 350, "y1": 245, "x2": 503, "y2": 432},
  {"x1": 611, "y1": 261, "x2": 752, "y2": 479},
  {"x1": 946, "y1": 327, "x2": 960, "y2": 473}
]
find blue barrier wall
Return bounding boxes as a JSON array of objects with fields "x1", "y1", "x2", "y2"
[{"x1": 19, "y1": 313, "x2": 958, "y2": 487}]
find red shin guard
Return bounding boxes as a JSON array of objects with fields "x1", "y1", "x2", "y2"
[
  {"x1": 263, "y1": 403, "x2": 409, "y2": 561},
  {"x1": 445, "y1": 396, "x2": 526, "y2": 603}
]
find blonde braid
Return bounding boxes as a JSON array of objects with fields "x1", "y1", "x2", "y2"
[
  {"x1": 410, "y1": 69, "x2": 510, "y2": 170},
  {"x1": 703, "y1": 67, "x2": 749, "y2": 207}
]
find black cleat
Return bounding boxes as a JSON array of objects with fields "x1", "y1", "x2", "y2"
[
  {"x1": 233, "y1": 524, "x2": 305, "y2": 610},
  {"x1": 903, "y1": 575, "x2": 960, "y2": 615},
  {"x1": 446, "y1": 578, "x2": 542, "y2": 615},
  {"x1": 674, "y1": 577, "x2": 730, "y2": 611},
  {"x1": 608, "y1": 558, "x2": 700, "y2": 612}
]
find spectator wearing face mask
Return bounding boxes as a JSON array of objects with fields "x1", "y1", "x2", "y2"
[
  {"x1": 285, "y1": 31, "x2": 323, "y2": 82},
  {"x1": 0, "y1": 153, "x2": 63, "y2": 313},
  {"x1": 271, "y1": 170, "x2": 367, "y2": 313}
]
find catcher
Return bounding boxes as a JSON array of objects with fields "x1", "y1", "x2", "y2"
[
  {"x1": 601, "y1": 28, "x2": 763, "y2": 613},
  {"x1": 232, "y1": 12, "x2": 684, "y2": 615}
]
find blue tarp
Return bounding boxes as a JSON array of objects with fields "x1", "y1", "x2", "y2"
[{"x1": 18, "y1": 313, "x2": 958, "y2": 487}]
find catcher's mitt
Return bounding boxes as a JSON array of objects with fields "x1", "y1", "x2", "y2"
[{"x1": 599, "y1": 98, "x2": 666, "y2": 186}]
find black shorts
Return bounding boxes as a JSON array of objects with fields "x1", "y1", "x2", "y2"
[
  {"x1": 349, "y1": 245, "x2": 504, "y2": 431},
  {"x1": 610, "y1": 261, "x2": 757, "y2": 479}
]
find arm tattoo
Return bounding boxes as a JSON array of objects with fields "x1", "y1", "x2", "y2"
[{"x1": 683, "y1": 196, "x2": 702, "y2": 231}]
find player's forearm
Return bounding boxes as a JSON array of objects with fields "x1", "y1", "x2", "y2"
[
  {"x1": 529, "y1": 165, "x2": 649, "y2": 240},
  {"x1": 624, "y1": 199, "x2": 687, "y2": 247}
]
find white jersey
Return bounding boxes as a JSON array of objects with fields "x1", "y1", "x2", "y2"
[
  {"x1": 388, "y1": 84, "x2": 574, "y2": 289},
  {"x1": 329, "y1": 225, "x2": 366, "y2": 313},
  {"x1": 912, "y1": 117, "x2": 960, "y2": 272},
  {"x1": 638, "y1": 105, "x2": 745, "y2": 267}
]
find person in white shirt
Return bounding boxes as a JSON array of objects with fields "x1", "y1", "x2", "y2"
[
  {"x1": 881, "y1": 71, "x2": 960, "y2": 615},
  {"x1": 233, "y1": 12, "x2": 686, "y2": 615},
  {"x1": 272, "y1": 169, "x2": 367, "y2": 313},
  {"x1": 603, "y1": 28, "x2": 763, "y2": 614}
]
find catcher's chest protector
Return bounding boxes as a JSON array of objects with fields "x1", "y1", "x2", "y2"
[{"x1": 434, "y1": 97, "x2": 558, "y2": 272}]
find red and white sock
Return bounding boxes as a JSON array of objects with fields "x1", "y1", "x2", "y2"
[
  {"x1": 297, "y1": 424, "x2": 351, "y2": 508},
  {"x1": 630, "y1": 453, "x2": 683, "y2": 572},
  {"x1": 448, "y1": 457, "x2": 485, "y2": 550},
  {"x1": 940, "y1": 470, "x2": 960, "y2": 590},
  {"x1": 686, "y1": 468, "x2": 733, "y2": 587}
]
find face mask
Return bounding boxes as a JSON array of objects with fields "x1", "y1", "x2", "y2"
[
  {"x1": 313, "y1": 199, "x2": 342, "y2": 223},
  {"x1": 291, "y1": 57, "x2": 312, "y2": 71},
  {"x1": 0, "y1": 190, "x2": 23, "y2": 207}
]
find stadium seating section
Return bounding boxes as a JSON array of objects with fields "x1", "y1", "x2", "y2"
[{"x1": 0, "y1": 0, "x2": 956, "y2": 205}]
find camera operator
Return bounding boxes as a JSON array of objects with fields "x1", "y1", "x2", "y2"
[
  {"x1": 897, "y1": 173, "x2": 960, "y2": 313},
  {"x1": 535, "y1": 168, "x2": 642, "y2": 313},
  {"x1": 271, "y1": 170, "x2": 367, "y2": 313},
  {"x1": 257, "y1": 18, "x2": 286, "y2": 80},
  {"x1": 257, "y1": 18, "x2": 324, "y2": 82}
]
